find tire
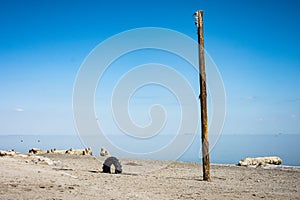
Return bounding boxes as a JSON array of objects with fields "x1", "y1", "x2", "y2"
[{"x1": 102, "y1": 156, "x2": 122, "y2": 174}]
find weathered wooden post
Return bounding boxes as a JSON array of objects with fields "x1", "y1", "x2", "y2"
[{"x1": 194, "y1": 10, "x2": 211, "y2": 181}]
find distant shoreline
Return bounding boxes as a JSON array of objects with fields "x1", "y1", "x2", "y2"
[{"x1": 1, "y1": 134, "x2": 299, "y2": 166}]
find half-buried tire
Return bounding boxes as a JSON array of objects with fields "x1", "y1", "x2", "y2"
[{"x1": 102, "y1": 156, "x2": 122, "y2": 174}]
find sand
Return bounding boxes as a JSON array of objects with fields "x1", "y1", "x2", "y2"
[{"x1": 0, "y1": 153, "x2": 299, "y2": 200}]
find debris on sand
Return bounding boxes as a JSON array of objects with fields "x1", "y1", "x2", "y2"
[
  {"x1": 28, "y1": 147, "x2": 93, "y2": 156},
  {"x1": 238, "y1": 156, "x2": 282, "y2": 167}
]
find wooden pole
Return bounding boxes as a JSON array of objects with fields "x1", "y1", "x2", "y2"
[{"x1": 195, "y1": 10, "x2": 211, "y2": 181}]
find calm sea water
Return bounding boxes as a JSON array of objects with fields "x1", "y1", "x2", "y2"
[{"x1": 0, "y1": 134, "x2": 299, "y2": 166}]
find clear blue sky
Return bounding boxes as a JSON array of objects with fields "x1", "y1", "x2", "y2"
[{"x1": 0, "y1": 0, "x2": 299, "y2": 135}]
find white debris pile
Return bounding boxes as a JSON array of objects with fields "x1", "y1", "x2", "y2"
[
  {"x1": 28, "y1": 147, "x2": 93, "y2": 155},
  {"x1": 0, "y1": 150, "x2": 17, "y2": 156},
  {"x1": 0, "y1": 150, "x2": 59, "y2": 166},
  {"x1": 31, "y1": 155, "x2": 54, "y2": 165},
  {"x1": 238, "y1": 156, "x2": 282, "y2": 167},
  {"x1": 100, "y1": 147, "x2": 110, "y2": 156}
]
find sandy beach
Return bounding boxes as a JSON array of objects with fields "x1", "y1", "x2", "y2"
[{"x1": 0, "y1": 153, "x2": 299, "y2": 200}]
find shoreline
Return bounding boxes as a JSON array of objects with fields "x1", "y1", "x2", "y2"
[
  {"x1": 1, "y1": 134, "x2": 299, "y2": 166},
  {"x1": 2, "y1": 148, "x2": 300, "y2": 168}
]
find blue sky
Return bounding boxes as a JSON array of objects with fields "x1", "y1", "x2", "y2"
[{"x1": 0, "y1": 0, "x2": 299, "y2": 135}]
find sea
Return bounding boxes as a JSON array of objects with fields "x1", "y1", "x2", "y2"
[{"x1": 0, "y1": 134, "x2": 299, "y2": 166}]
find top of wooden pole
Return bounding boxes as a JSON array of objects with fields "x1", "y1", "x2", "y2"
[{"x1": 194, "y1": 10, "x2": 204, "y2": 28}]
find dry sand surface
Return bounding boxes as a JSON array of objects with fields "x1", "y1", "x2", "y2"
[{"x1": 0, "y1": 153, "x2": 299, "y2": 200}]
